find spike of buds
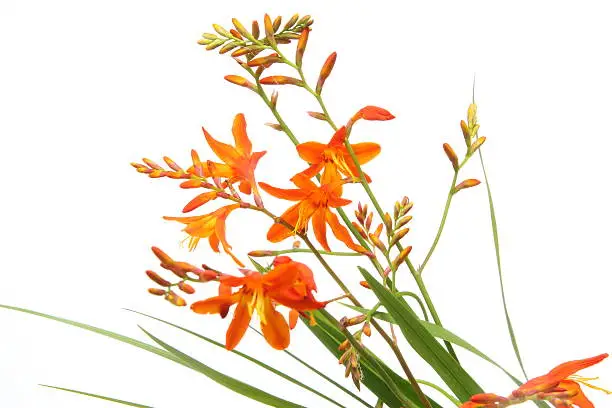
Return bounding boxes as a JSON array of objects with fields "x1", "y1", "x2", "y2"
[
  {"x1": 443, "y1": 143, "x2": 459, "y2": 171},
  {"x1": 392, "y1": 246, "x2": 413, "y2": 269},
  {"x1": 307, "y1": 111, "x2": 327, "y2": 121},
  {"x1": 296, "y1": 27, "x2": 309, "y2": 67},
  {"x1": 224, "y1": 75, "x2": 257, "y2": 92},
  {"x1": 178, "y1": 281, "x2": 195, "y2": 294},
  {"x1": 165, "y1": 291, "x2": 187, "y2": 307},
  {"x1": 146, "y1": 270, "x2": 171, "y2": 287},
  {"x1": 260, "y1": 76, "x2": 304, "y2": 86},
  {"x1": 148, "y1": 288, "x2": 166, "y2": 296},
  {"x1": 263, "y1": 14, "x2": 276, "y2": 47},
  {"x1": 316, "y1": 52, "x2": 337, "y2": 94},
  {"x1": 454, "y1": 179, "x2": 481, "y2": 193}
]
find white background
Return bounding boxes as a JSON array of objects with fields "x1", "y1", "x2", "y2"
[{"x1": 1, "y1": 1, "x2": 611, "y2": 407}]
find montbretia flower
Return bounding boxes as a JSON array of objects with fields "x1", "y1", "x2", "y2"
[
  {"x1": 164, "y1": 204, "x2": 243, "y2": 266},
  {"x1": 296, "y1": 126, "x2": 380, "y2": 183},
  {"x1": 259, "y1": 174, "x2": 369, "y2": 254},
  {"x1": 191, "y1": 257, "x2": 324, "y2": 350},
  {"x1": 460, "y1": 354, "x2": 610, "y2": 408},
  {"x1": 195, "y1": 113, "x2": 266, "y2": 206}
]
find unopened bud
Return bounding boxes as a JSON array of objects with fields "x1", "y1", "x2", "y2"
[
  {"x1": 383, "y1": 213, "x2": 393, "y2": 235},
  {"x1": 270, "y1": 90, "x2": 278, "y2": 109},
  {"x1": 307, "y1": 111, "x2": 327, "y2": 121},
  {"x1": 460, "y1": 120, "x2": 470, "y2": 142},
  {"x1": 443, "y1": 143, "x2": 459, "y2": 171},
  {"x1": 454, "y1": 179, "x2": 481, "y2": 193},
  {"x1": 229, "y1": 29, "x2": 243, "y2": 40},
  {"x1": 231, "y1": 18, "x2": 254, "y2": 41},
  {"x1": 352, "y1": 222, "x2": 368, "y2": 240},
  {"x1": 284, "y1": 14, "x2": 299, "y2": 30},
  {"x1": 224, "y1": 75, "x2": 256, "y2": 92},
  {"x1": 359, "y1": 280, "x2": 371, "y2": 289},
  {"x1": 296, "y1": 27, "x2": 309, "y2": 67},
  {"x1": 163, "y1": 156, "x2": 183, "y2": 172},
  {"x1": 247, "y1": 54, "x2": 281, "y2": 67},
  {"x1": 272, "y1": 16, "x2": 282, "y2": 32},
  {"x1": 148, "y1": 288, "x2": 166, "y2": 296},
  {"x1": 146, "y1": 270, "x2": 171, "y2": 287},
  {"x1": 316, "y1": 52, "x2": 337, "y2": 94},
  {"x1": 151, "y1": 246, "x2": 174, "y2": 266},
  {"x1": 392, "y1": 246, "x2": 412, "y2": 269},
  {"x1": 263, "y1": 14, "x2": 276, "y2": 47},
  {"x1": 340, "y1": 315, "x2": 367, "y2": 327},
  {"x1": 369, "y1": 234, "x2": 387, "y2": 253},
  {"x1": 389, "y1": 228, "x2": 410, "y2": 247},
  {"x1": 338, "y1": 339, "x2": 350, "y2": 351},
  {"x1": 165, "y1": 291, "x2": 187, "y2": 307},
  {"x1": 467, "y1": 103, "x2": 477, "y2": 127},
  {"x1": 197, "y1": 269, "x2": 218, "y2": 282},
  {"x1": 362, "y1": 322, "x2": 371, "y2": 337},
  {"x1": 260, "y1": 76, "x2": 304, "y2": 86},
  {"x1": 251, "y1": 20, "x2": 260, "y2": 39},
  {"x1": 365, "y1": 212, "x2": 373, "y2": 231},
  {"x1": 248, "y1": 250, "x2": 274, "y2": 257},
  {"x1": 470, "y1": 136, "x2": 486, "y2": 153},
  {"x1": 142, "y1": 158, "x2": 163, "y2": 170},
  {"x1": 470, "y1": 394, "x2": 509, "y2": 404},
  {"x1": 178, "y1": 281, "x2": 195, "y2": 294},
  {"x1": 396, "y1": 215, "x2": 412, "y2": 228},
  {"x1": 265, "y1": 123, "x2": 283, "y2": 131},
  {"x1": 292, "y1": 240, "x2": 301, "y2": 248},
  {"x1": 182, "y1": 191, "x2": 218, "y2": 213}
]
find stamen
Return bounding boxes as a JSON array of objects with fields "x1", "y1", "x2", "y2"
[{"x1": 569, "y1": 375, "x2": 612, "y2": 394}]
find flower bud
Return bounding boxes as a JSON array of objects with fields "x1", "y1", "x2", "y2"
[
  {"x1": 182, "y1": 191, "x2": 218, "y2": 213},
  {"x1": 178, "y1": 281, "x2": 195, "y2": 294},
  {"x1": 263, "y1": 14, "x2": 276, "y2": 47},
  {"x1": 443, "y1": 143, "x2": 459, "y2": 171},
  {"x1": 392, "y1": 246, "x2": 412, "y2": 269},
  {"x1": 146, "y1": 270, "x2": 171, "y2": 287},
  {"x1": 165, "y1": 291, "x2": 187, "y2": 307},
  {"x1": 307, "y1": 111, "x2": 327, "y2": 121},
  {"x1": 454, "y1": 179, "x2": 481, "y2": 193},
  {"x1": 296, "y1": 27, "x2": 309, "y2": 67},
  {"x1": 470, "y1": 136, "x2": 486, "y2": 153},
  {"x1": 362, "y1": 322, "x2": 371, "y2": 337},
  {"x1": 224, "y1": 75, "x2": 256, "y2": 92},
  {"x1": 265, "y1": 123, "x2": 283, "y2": 131},
  {"x1": 359, "y1": 280, "x2": 371, "y2": 289},
  {"x1": 148, "y1": 288, "x2": 166, "y2": 296},
  {"x1": 260, "y1": 76, "x2": 304, "y2": 86},
  {"x1": 316, "y1": 52, "x2": 337, "y2": 94},
  {"x1": 251, "y1": 20, "x2": 260, "y2": 39}
]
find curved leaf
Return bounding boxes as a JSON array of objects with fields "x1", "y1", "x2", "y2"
[{"x1": 40, "y1": 385, "x2": 153, "y2": 407}]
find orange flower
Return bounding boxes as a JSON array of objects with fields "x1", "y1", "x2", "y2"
[
  {"x1": 296, "y1": 126, "x2": 380, "y2": 183},
  {"x1": 350, "y1": 105, "x2": 395, "y2": 122},
  {"x1": 195, "y1": 113, "x2": 266, "y2": 206},
  {"x1": 164, "y1": 204, "x2": 243, "y2": 266},
  {"x1": 191, "y1": 257, "x2": 324, "y2": 350},
  {"x1": 259, "y1": 174, "x2": 369, "y2": 254},
  {"x1": 513, "y1": 354, "x2": 609, "y2": 406}
]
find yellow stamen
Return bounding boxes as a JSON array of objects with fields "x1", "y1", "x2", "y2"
[{"x1": 569, "y1": 375, "x2": 612, "y2": 394}]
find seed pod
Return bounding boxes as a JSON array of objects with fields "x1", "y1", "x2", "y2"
[
  {"x1": 443, "y1": 143, "x2": 459, "y2": 171},
  {"x1": 148, "y1": 288, "x2": 166, "y2": 296},
  {"x1": 265, "y1": 123, "x2": 283, "y2": 131},
  {"x1": 389, "y1": 227, "x2": 410, "y2": 247},
  {"x1": 251, "y1": 20, "x2": 260, "y2": 39},
  {"x1": 224, "y1": 75, "x2": 257, "y2": 92},
  {"x1": 454, "y1": 179, "x2": 481, "y2": 193},
  {"x1": 296, "y1": 27, "x2": 309, "y2": 67},
  {"x1": 316, "y1": 52, "x2": 337, "y2": 94},
  {"x1": 260, "y1": 76, "x2": 304, "y2": 86},
  {"x1": 307, "y1": 111, "x2": 327, "y2": 121},
  {"x1": 471, "y1": 136, "x2": 486, "y2": 153},
  {"x1": 165, "y1": 291, "x2": 187, "y2": 307},
  {"x1": 178, "y1": 281, "x2": 195, "y2": 294},
  {"x1": 264, "y1": 14, "x2": 276, "y2": 47},
  {"x1": 146, "y1": 270, "x2": 171, "y2": 287}
]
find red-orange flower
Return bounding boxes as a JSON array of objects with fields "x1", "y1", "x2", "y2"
[
  {"x1": 296, "y1": 126, "x2": 380, "y2": 183},
  {"x1": 195, "y1": 113, "x2": 266, "y2": 206},
  {"x1": 164, "y1": 204, "x2": 243, "y2": 266},
  {"x1": 259, "y1": 174, "x2": 369, "y2": 254},
  {"x1": 191, "y1": 257, "x2": 324, "y2": 350}
]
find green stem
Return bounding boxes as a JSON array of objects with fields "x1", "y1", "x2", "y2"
[
  {"x1": 415, "y1": 380, "x2": 462, "y2": 407},
  {"x1": 253, "y1": 248, "x2": 363, "y2": 257},
  {"x1": 396, "y1": 291, "x2": 429, "y2": 322}
]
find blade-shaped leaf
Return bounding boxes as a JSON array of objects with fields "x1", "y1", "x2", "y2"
[
  {"x1": 40, "y1": 385, "x2": 153, "y2": 407},
  {"x1": 360, "y1": 268, "x2": 483, "y2": 401},
  {"x1": 308, "y1": 309, "x2": 443, "y2": 408},
  {"x1": 126, "y1": 309, "x2": 347, "y2": 408},
  {"x1": 139, "y1": 327, "x2": 306, "y2": 408}
]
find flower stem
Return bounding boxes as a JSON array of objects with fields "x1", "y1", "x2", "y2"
[{"x1": 252, "y1": 248, "x2": 362, "y2": 257}]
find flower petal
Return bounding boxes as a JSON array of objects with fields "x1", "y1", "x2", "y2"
[
  {"x1": 226, "y1": 295, "x2": 253, "y2": 350},
  {"x1": 290, "y1": 173, "x2": 318, "y2": 191},
  {"x1": 267, "y1": 203, "x2": 300, "y2": 242},
  {"x1": 328, "y1": 126, "x2": 347, "y2": 147},
  {"x1": 312, "y1": 208, "x2": 330, "y2": 251},
  {"x1": 296, "y1": 142, "x2": 326, "y2": 163},
  {"x1": 259, "y1": 182, "x2": 309, "y2": 201},
  {"x1": 202, "y1": 127, "x2": 241, "y2": 165},
  {"x1": 288, "y1": 309, "x2": 299, "y2": 330},
  {"x1": 232, "y1": 113, "x2": 252, "y2": 156},
  {"x1": 191, "y1": 294, "x2": 237, "y2": 315},
  {"x1": 548, "y1": 354, "x2": 609, "y2": 381},
  {"x1": 260, "y1": 298, "x2": 290, "y2": 350},
  {"x1": 326, "y1": 209, "x2": 368, "y2": 253},
  {"x1": 351, "y1": 142, "x2": 381, "y2": 164}
]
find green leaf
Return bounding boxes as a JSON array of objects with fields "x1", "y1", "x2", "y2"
[
  {"x1": 126, "y1": 309, "x2": 347, "y2": 408},
  {"x1": 307, "y1": 309, "x2": 443, "y2": 408},
  {"x1": 139, "y1": 327, "x2": 306, "y2": 408},
  {"x1": 40, "y1": 385, "x2": 153, "y2": 407},
  {"x1": 360, "y1": 268, "x2": 483, "y2": 401}
]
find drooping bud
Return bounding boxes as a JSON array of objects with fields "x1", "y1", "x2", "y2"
[
  {"x1": 146, "y1": 270, "x2": 171, "y2": 287},
  {"x1": 165, "y1": 291, "x2": 187, "y2": 307},
  {"x1": 260, "y1": 76, "x2": 304, "y2": 86},
  {"x1": 224, "y1": 75, "x2": 257, "y2": 92},
  {"x1": 178, "y1": 281, "x2": 195, "y2": 294},
  {"x1": 148, "y1": 288, "x2": 166, "y2": 296},
  {"x1": 307, "y1": 111, "x2": 327, "y2": 121},
  {"x1": 443, "y1": 143, "x2": 459, "y2": 171},
  {"x1": 316, "y1": 52, "x2": 337, "y2": 94},
  {"x1": 296, "y1": 27, "x2": 309, "y2": 67},
  {"x1": 454, "y1": 179, "x2": 481, "y2": 193},
  {"x1": 182, "y1": 191, "x2": 218, "y2": 213}
]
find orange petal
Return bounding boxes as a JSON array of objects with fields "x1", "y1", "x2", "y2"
[
  {"x1": 296, "y1": 142, "x2": 325, "y2": 163},
  {"x1": 215, "y1": 217, "x2": 244, "y2": 267},
  {"x1": 289, "y1": 309, "x2": 299, "y2": 330},
  {"x1": 548, "y1": 354, "x2": 609, "y2": 381},
  {"x1": 259, "y1": 182, "x2": 309, "y2": 201},
  {"x1": 238, "y1": 180, "x2": 252, "y2": 194},
  {"x1": 267, "y1": 203, "x2": 301, "y2": 242},
  {"x1": 218, "y1": 283, "x2": 233, "y2": 318},
  {"x1": 300, "y1": 162, "x2": 324, "y2": 179},
  {"x1": 191, "y1": 294, "x2": 237, "y2": 314},
  {"x1": 183, "y1": 191, "x2": 218, "y2": 213},
  {"x1": 208, "y1": 232, "x2": 220, "y2": 252},
  {"x1": 325, "y1": 209, "x2": 367, "y2": 253},
  {"x1": 558, "y1": 380, "x2": 594, "y2": 408},
  {"x1": 312, "y1": 208, "x2": 330, "y2": 251},
  {"x1": 202, "y1": 127, "x2": 241, "y2": 166},
  {"x1": 328, "y1": 126, "x2": 347, "y2": 147},
  {"x1": 226, "y1": 295, "x2": 253, "y2": 350},
  {"x1": 232, "y1": 113, "x2": 251, "y2": 156},
  {"x1": 290, "y1": 173, "x2": 318, "y2": 191},
  {"x1": 351, "y1": 142, "x2": 381, "y2": 164},
  {"x1": 260, "y1": 298, "x2": 290, "y2": 350}
]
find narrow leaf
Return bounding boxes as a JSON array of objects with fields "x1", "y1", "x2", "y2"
[{"x1": 40, "y1": 385, "x2": 153, "y2": 408}]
